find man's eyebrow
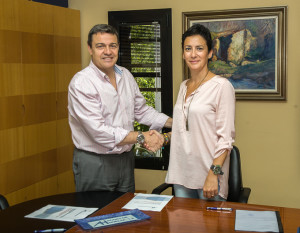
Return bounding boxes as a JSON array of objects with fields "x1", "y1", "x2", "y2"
[{"x1": 95, "y1": 42, "x2": 118, "y2": 45}]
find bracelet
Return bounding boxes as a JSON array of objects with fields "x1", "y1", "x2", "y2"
[{"x1": 163, "y1": 133, "x2": 170, "y2": 146}]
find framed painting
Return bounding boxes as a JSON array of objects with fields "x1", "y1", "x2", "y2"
[{"x1": 183, "y1": 6, "x2": 287, "y2": 100}]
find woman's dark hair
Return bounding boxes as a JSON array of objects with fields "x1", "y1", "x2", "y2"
[
  {"x1": 87, "y1": 24, "x2": 119, "y2": 47},
  {"x1": 182, "y1": 24, "x2": 212, "y2": 51}
]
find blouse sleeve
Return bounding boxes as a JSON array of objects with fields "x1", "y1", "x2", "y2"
[{"x1": 214, "y1": 79, "x2": 236, "y2": 158}]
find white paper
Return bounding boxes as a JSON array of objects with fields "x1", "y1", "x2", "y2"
[
  {"x1": 122, "y1": 193, "x2": 173, "y2": 212},
  {"x1": 25, "y1": 204, "x2": 98, "y2": 222},
  {"x1": 235, "y1": 210, "x2": 280, "y2": 232}
]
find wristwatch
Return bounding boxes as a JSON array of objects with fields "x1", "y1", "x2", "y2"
[
  {"x1": 136, "y1": 131, "x2": 145, "y2": 145},
  {"x1": 210, "y1": 165, "x2": 224, "y2": 175}
]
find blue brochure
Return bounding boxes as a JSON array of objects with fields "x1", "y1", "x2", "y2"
[{"x1": 75, "y1": 209, "x2": 150, "y2": 230}]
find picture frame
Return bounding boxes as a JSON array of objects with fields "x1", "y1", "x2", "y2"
[{"x1": 183, "y1": 6, "x2": 287, "y2": 100}]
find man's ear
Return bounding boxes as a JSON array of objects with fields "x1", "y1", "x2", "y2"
[{"x1": 88, "y1": 45, "x2": 93, "y2": 55}]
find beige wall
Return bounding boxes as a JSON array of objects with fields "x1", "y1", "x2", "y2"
[{"x1": 68, "y1": 0, "x2": 300, "y2": 208}]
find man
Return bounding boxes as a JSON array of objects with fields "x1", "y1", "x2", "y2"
[{"x1": 68, "y1": 24, "x2": 172, "y2": 193}]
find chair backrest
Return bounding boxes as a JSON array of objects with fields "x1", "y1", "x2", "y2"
[
  {"x1": 0, "y1": 194, "x2": 9, "y2": 210},
  {"x1": 227, "y1": 145, "x2": 243, "y2": 202}
]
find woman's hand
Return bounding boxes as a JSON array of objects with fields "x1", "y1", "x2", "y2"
[{"x1": 203, "y1": 170, "x2": 219, "y2": 198}]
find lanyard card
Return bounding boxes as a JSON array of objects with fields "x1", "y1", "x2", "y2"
[{"x1": 75, "y1": 209, "x2": 150, "y2": 230}]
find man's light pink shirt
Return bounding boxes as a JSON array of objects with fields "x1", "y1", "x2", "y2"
[{"x1": 68, "y1": 61, "x2": 168, "y2": 154}]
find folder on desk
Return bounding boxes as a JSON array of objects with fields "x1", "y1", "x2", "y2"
[
  {"x1": 235, "y1": 210, "x2": 283, "y2": 232},
  {"x1": 75, "y1": 209, "x2": 150, "y2": 230}
]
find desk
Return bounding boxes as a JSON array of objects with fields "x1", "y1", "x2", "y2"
[
  {"x1": 67, "y1": 193, "x2": 300, "y2": 233},
  {"x1": 0, "y1": 191, "x2": 125, "y2": 233}
]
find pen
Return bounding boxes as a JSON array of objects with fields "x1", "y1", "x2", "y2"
[
  {"x1": 206, "y1": 207, "x2": 233, "y2": 211},
  {"x1": 34, "y1": 229, "x2": 66, "y2": 233}
]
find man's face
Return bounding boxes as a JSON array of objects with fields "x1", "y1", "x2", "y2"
[{"x1": 88, "y1": 32, "x2": 119, "y2": 73}]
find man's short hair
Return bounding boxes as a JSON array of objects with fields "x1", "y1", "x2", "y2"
[{"x1": 87, "y1": 24, "x2": 119, "y2": 47}]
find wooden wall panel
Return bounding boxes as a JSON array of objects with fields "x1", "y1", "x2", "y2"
[
  {"x1": 5, "y1": 175, "x2": 59, "y2": 204},
  {"x1": 56, "y1": 64, "x2": 82, "y2": 92},
  {"x1": 57, "y1": 145, "x2": 74, "y2": 173},
  {"x1": 23, "y1": 93, "x2": 57, "y2": 125},
  {"x1": 0, "y1": 96, "x2": 23, "y2": 130},
  {"x1": 53, "y1": 7, "x2": 80, "y2": 37},
  {"x1": 19, "y1": 0, "x2": 54, "y2": 34},
  {"x1": 57, "y1": 92, "x2": 68, "y2": 119},
  {"x1": 57, "y1": 119, "x2": 72, "y2": 147},
  {"x1": 57, "y1": 170, "x2": 75, "y2": 194},
  {"x1": 22, "y1": 33, "x2": 54, "y2": 64},
  {"x1": 0, "y1": 30, "x2": 22, "y2": 63},
  {"x1": 0, "y1": 149, "x2": 57, "y2": 193},
  {"x1": 0, "y1": 64, "x2": 23, "y2": 97},
  {"x1": 0, "y1": 0, "x2": 20, "y2": 31},
  {"x1": 23, "y1": 64, "x2": 56, "y2": 95},
  {"x1": 24, "y1": 121, "x2": 57, "y2": 157},
  {"x1": 54, "y1": 36, "x2": 81, "y2": 64},
  {"x1": 0, "y1": 0, "x2": 80, "y2": 206},
  {"x1": 0, "y1": 127, "x2": 24, "y2": 164}
]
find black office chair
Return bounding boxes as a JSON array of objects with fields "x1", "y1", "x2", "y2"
[
  {"x1": 0, "y1": 194, "x2": 9, "y2": 210},
  {"x1": 152, "y1": 145, "x2": 251, "y2": 203}
]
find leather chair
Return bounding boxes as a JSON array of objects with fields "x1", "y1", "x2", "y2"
[
  {"x1": 152, "y1": 145, "x2": 251, "y2": 203},
  {"x1": 0, "y1": 194, "x2": 9, "y2": 210}
]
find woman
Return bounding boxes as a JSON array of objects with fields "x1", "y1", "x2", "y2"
[{"x1": 165, "y1": 24, "x2": 235, "y2": 200}]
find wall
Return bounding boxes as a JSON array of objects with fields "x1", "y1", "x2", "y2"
[
  {"x1": 0, "y1": 0, "x2": 80, "y2": 205},
  {"x1": 68, "y1": 0, "x2": 300, "y2": 208}
]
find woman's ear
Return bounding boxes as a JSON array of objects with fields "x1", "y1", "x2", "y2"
[{"x1": 208, "y1": 49, "x2": 213, "y2": 60}]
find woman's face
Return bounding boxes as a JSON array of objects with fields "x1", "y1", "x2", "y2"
[{"x1": 183, "y1": 35, "x2": 212, "y2": 72}]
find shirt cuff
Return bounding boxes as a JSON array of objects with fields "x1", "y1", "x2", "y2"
[
  {"x1": 114, "y1": 128, "x2": 130, "y2": 146},
  {"x1": 149, "y1": 113, "x2": 169, "y2": 131}
]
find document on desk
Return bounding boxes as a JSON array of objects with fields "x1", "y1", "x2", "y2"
[
  {"x1": 235, "y1": 210, "x2": 283, "y2": 232},
  {"x1": 122, "y1": 193, "x2": 173, "y2": 212},
  {"x1": 25, "y1": 204, "x2": 98, "y2": 222}
]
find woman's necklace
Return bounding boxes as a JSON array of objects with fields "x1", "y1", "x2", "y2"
[{"x1": 182, "y1": 70, "x2": 210, "y2": 131}]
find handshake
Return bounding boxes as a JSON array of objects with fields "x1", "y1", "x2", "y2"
[{"x1": 140, "y1": 130, "x2": 171, "y2": 152}]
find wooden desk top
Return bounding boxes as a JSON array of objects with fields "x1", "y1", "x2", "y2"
[
  {"x1": 0, "y1": 191, "x2": 125, "y2": 233},
  {"x1": 67, "y1": 193, "x2": 300, "y2": 233}
]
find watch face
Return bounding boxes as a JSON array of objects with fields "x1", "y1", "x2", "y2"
[
  {"x1": 214, "y1": 166, "x2": 222, "y2": 174},
  {"x1": 211, "y1": 165, "x2": 223, "y2": 175},
  {"x1": 137, "y1": 132, "x2": 145, "y2": 144}
]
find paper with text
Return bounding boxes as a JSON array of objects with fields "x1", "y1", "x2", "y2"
[
  {"x1": 122, "y1": 193, "x2": 173, "y2": 212},
  {"x1": 235, "y1": 210, "x2": 280, "y2": 232},
  {"x1": 25, "y1": 204, "x2": 98, "y2": 222}
]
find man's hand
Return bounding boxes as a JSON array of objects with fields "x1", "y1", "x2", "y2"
[{"x1": 142, "y1": 130, "x2": 164, "y2": 152}]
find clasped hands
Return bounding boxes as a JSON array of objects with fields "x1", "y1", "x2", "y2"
[{"x1": 141, "y1": 130, "x2": 164, "y2": 152}]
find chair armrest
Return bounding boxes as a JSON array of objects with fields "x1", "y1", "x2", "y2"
[
  {"x1": 152, "y1": 183, "x2": 173, "y2": 194},
  {"x1": 238, "y1": 187, "x2": 251, "y2": 203},
  {"x1": 0, "y1": 194, "x2": 9, "y2": 210}
]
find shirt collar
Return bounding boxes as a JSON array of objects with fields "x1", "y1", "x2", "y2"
[{"x1": 89, "y1": 60, "x2": 123, "y2": 79}]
